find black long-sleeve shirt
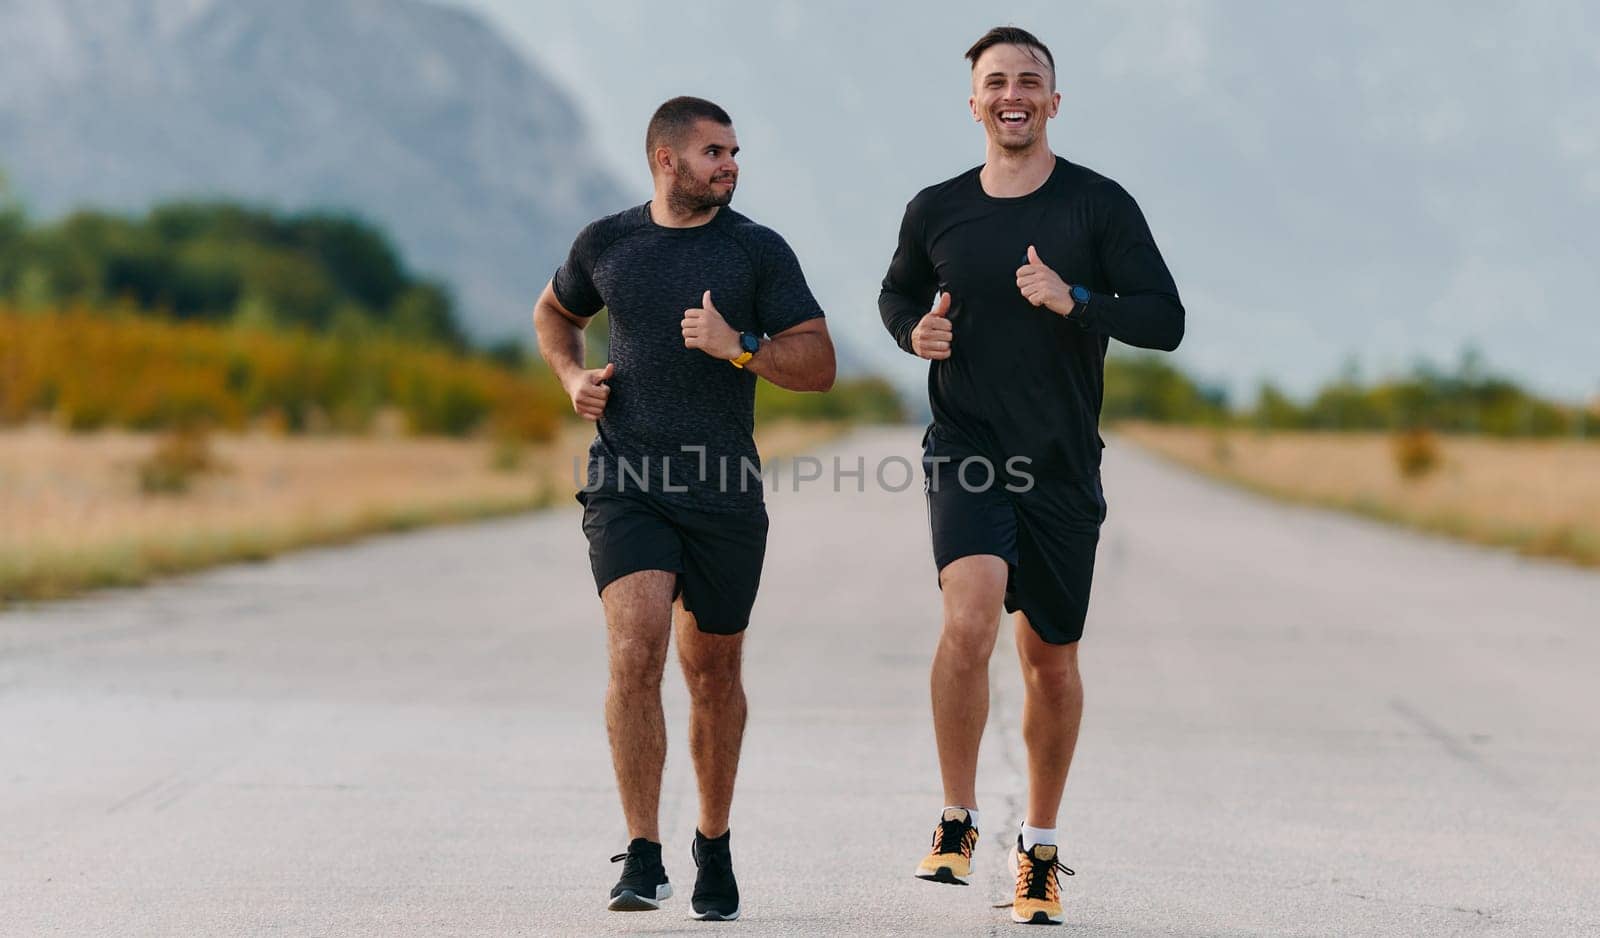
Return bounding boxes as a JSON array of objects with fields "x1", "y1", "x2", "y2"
[{"x1": 880, "y1": 157, "x2": 1183, "y2": 482}]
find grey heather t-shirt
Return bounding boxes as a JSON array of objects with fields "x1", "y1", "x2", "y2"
[{"x1": 552, "y1": 203, "x2": 825, "y2": 513}]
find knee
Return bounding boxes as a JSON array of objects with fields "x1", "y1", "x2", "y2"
[
  {"x1": 609, "y1": 634, "x2": 667, "y2": 691},
  {"x1": 1019, "y1": 645, "x2": 1080, "y2": 692},
  {"x1": 682, "y1": 655, "x2": 742, "y2": 702},
  {"x1": 939, "y1": 615, "x2": 999, "y2": 664}
]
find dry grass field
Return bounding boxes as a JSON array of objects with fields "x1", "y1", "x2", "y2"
[
  {"x1": 1119, "y1": 423, "x2": 1600, "y2": 569},
  {"x1": 0, "y1": 421, "x2": 841, "y2": 603}
]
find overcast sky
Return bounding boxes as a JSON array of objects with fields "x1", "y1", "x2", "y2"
[{"x1": 447, "y1": 0, "x2": 1598, "y2": 402}]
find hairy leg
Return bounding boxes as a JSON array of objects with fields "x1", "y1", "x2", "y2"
[
  {"x1": 674, "y1": 601, "x2": 747, "y2": 838},
  {"x1": 601, "y1": 570, "x2": 677, "y2": 841}
]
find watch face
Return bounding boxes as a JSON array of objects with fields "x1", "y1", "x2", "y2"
[
  {"x1": 1071, "y1": 285, "x2": 1091, "y2": 304},
  {"x1": 740, "y1": 332, "x2": 761, "y2": 354}
]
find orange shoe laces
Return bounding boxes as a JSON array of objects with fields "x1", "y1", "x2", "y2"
[{"x1": 1017, "y1": 849, "x2": 1075, "y2": 901}]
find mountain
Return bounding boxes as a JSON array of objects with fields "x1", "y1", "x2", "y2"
[{"x1": 0, "y1": 0, "x2": 626, "y2": 339}]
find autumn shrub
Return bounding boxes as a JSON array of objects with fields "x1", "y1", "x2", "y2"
[
  {"x1": 1391, "y1": 427, "x2": 1442, "y2": 481},
  {"x1": 0, "y1": 307, "x2": 564, "y2": 440},
  {"x1": 137, "y1": 424, "x2": 220, "y2": 494}
]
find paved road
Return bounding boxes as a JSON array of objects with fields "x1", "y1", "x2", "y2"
[{"x1": 3, "y1": 428, "x2": 1598, "y2": 936}]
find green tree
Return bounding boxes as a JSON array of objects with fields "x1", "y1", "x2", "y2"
[
  {"x1": 1103, "y1": 353, "x2": 1227, "y2": 423},
  {"x1": 484, "y1": 337, "x2": 529, "y2": 370},
  {"x1": 1253, "y1": 381, "x2": 1302, "y2": 428},
  {"x1": 289, "y1": 213, "x2": 406, "y2": 312},
  {"x1": 0, "y1": 169, "x2": 24, "y2": 253},
  {"x1": 389, "y1": 280, "x2": 464, "y2": 348},
  {"x1": 1, "y1": 196, "x2": 474, "y2": 349},
  {"x1": 238, "y1": 246, "x2": 339, "y2": 329}
]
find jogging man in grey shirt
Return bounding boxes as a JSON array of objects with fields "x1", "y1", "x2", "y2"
[{"x1": 532, "y1": 95, "x2": 835, "y2": 920}]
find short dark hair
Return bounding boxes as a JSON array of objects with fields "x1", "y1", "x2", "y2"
[
  {"x1": 645, "y1": 96, "x2": 732, "y2": 162},
  {"x1": 965, "y1": 26, "x2": 1055, "y2": 86}
]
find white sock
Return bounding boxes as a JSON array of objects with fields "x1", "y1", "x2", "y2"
[
  {"x1": 1020, "y1": 823, "x2": 1057, "y2": 851},
  {"x1": 943, "y1": 805, "x2": 980, "y2": 830}
]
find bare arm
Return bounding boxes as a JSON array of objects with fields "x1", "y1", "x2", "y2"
[
  {"x1": 744, "y1": 317, "x2": 836, "y2": 392},
  {"x1": 680, "y1": 291, "x2": 836, "y2": 392},
  {"x1": 533, "y1": 280, "x2": 613, "y2": 420},
  {"x1": 533, "y1": 281, "x2": 585, "y2": 383}
]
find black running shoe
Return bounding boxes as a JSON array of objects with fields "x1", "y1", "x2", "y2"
[
  {"x1": 690, "y1": 828, "x2": 740, "y2": 921},
  {"x1": 608, "y1": 838, "x2": 672, "y2": 911}
]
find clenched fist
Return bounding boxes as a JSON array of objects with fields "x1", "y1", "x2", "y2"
[
  {"x1": 912, "y1": 291, "x2": 953, "y2": 360},
  {"x1": 565, "y1": 361, "x2": 614, "y2": 421}
]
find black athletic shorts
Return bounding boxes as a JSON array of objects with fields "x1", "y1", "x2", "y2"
[
  {"x1": 576, "y1": 489, "x2": 769, "y2": 635},
  {"x1": 922, "y1": 427, "x2": 1106, "y2": 645}
]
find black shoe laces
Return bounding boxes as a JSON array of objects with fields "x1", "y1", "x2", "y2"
[
  {"x1": 933, "y1": 818, "x2": 974, "y2": 856},
  {"x1": 694, "y1": 838, "x2": 731, "y2": 875},
  {"x1": 610, "y1": 849, "x2": 648, "y2": 881},
  {"x1": 1023, "y1": 852, "x2": 1075, "y2": 900}
]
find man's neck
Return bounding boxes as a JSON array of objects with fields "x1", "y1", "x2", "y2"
[
  {"x1": 979, "y1": 140, "x2": 1056, "y2": 198},
  {"x1": 648, "y1": 194, "x2": 720, "y2": 229}
]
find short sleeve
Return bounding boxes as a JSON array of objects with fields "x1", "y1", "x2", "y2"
[
  {"x1": 551, "y1": 222, "x2": 605, "y2": 318},
  {"x1": 752, "y1": 231, "x2": 825, "y2": 337}
]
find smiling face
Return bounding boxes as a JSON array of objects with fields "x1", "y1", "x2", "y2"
[
  {"x1": 969, "y1": 43, "x2": 1060, "y2": 153},
  {"x1": 660, "y1": 118, "x2": 740, "y2": 213}
]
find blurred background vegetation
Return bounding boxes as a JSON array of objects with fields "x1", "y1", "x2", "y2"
[
  {"x1": 0, "y1": 179, "x2": 905, "y2": 601},
  {"x1": 2, "y1": 172, "x2": 1595, "y2": 600},
  {"x1": 1102, "y1": 350, "x2": 1597, "y2": 438},
  {"x1": 0, "y1": 182, "x2": 907, "y2": 437},
  {"x1": 1, "y1": 169, "x2": 1591, "y2": 443}
]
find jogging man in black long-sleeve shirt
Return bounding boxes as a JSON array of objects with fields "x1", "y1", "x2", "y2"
[{"x1": 879, "y1": 26, "x2": 1184, "y2": 926}]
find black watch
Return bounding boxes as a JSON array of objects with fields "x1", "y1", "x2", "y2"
[
  {"x1": 731, "y1": 331, "x2": 761, "y2": 369},
  {"x1": 1070, "y1": 284, "x2": 1091, "y2": 314}
]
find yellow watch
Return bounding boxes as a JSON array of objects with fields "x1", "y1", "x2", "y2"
[{"x1": 731, "y1": 332, "x2": 760, "y2": 368}]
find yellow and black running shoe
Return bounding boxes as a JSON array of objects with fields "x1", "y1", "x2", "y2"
[
  {"x1": 1009, "y1": 835, "x2": 1073, "y2": 925},
  {"x1": 914, "y1": 807, "x2": 979, "y2": 885}
]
